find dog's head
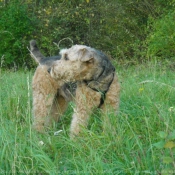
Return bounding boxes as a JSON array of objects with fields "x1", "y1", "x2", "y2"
[{"x1": 50, "y1": 45, "x2": 115, "y2": 86}]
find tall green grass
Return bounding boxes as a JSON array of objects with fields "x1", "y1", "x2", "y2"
[{"x1": 0, "y1": 62, "x2": 175, "y2": 174}]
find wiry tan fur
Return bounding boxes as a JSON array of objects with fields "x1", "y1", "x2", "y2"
[
  {"x1": 69, "y1": 76, "x2": 120, "y2": 138},
  {"x1": 32, "y1": 65, "x2": 68, "y2": 132},
  {"x1": 31, "y1": 40, "x2": 120, "y2": 137},
  {"x1": 50, "y1": 45, "x2": 120, "y2": 138}
]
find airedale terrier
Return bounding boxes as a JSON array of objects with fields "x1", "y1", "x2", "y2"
[{"x1": 30, "y1": 40, "x2": 120, "y2": 137}]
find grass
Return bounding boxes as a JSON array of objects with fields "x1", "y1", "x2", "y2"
[{"x1": 0, "y1": 61, "x2": 175, "y2": 174}]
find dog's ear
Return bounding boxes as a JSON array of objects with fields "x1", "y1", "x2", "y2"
[{"x1": 79, "y1": 48, "x2": 94, "y2": 63}]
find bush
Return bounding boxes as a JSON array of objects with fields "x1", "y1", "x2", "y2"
[
  {"x1": 0, "y1": 1, "x2": 36, "y2": 68},
  {"x1": 1, "y1": 0, "x2": 175, "y2": 69},
  {"x1": 147, "y1": 10, "x2": 175, "y2": 59}
]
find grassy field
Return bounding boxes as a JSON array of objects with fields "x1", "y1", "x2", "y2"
[{"x1": 0, "y1": 61, "x2": 175, "y2": 174}]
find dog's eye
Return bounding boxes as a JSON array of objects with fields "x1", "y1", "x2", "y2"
[{"x1": 64, "y1": 54, "x2": 69, "y2": 60}]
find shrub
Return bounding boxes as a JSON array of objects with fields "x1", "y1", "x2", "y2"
[
  {"x1": 0, "y1": 0, "x2": 36, "y2": 68},
  {"x1": 147, "y1": 10, "x2": 175, "y2": 59}
]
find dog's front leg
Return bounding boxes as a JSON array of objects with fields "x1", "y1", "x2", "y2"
[{"x1": 70, "y1": 83, "x2": 101, "y2": 138}]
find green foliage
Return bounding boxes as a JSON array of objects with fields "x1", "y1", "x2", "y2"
[
  {"x1": 1, "y1": 0, "x2": 175, "y2": 68},
  {"x1": 0, "y1": 0, "x2": 36, "y2": 68},
  {"x1": 147, "y1": 11, "x2": 175, "y2": 59},
  {"x1": 153, "y1": 130, "x2": 175, "y2": 174}
]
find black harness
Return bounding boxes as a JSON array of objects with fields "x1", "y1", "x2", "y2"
[{"x1": 84, "y1": 68, "x2": 115, "y2": 108}]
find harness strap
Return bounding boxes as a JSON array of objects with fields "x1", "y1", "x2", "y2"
[
  {"x1": 84, "y1": 72, "x2": 115, "y2": 108},
  {"x1": 98, "y1": 91, "x2": 106, "y2": 108},
  {"x1": 98, "y1": 72, "x2": 115, "y2": 108}
]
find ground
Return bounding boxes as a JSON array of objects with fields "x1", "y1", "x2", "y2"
[{"x1": 0, "y1": 62, "x2": 175, "y2": 174}]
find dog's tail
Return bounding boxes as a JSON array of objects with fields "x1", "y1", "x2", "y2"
[{"x1": 29, "y1": 40, "x2": 45, "y2": 64}]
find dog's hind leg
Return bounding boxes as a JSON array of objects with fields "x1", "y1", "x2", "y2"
[
  {"x1": 32, "y1": 66, "x2": 58, "y2": 132},
  {"x1": 45, "y1": 94, "x2": 68, "y2": 128}
]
